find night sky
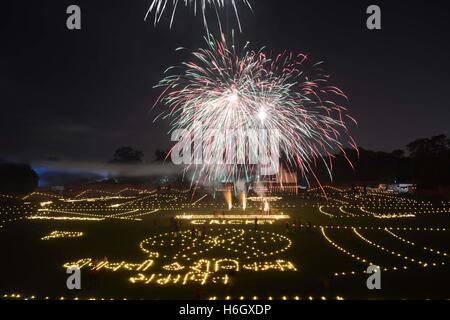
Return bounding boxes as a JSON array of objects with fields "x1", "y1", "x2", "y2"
[{"x1": 1, "y1": 0, "x2": 449, "y2": 163}]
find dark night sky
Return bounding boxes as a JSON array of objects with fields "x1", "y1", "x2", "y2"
[{"x1": 1, "y1": 0, "x2": 449, "y2": 163}]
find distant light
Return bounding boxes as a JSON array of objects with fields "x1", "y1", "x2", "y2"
[
  {"x1": 227, "y1": 91, "x2": 239, "y2": 103},
  {"x1": 258, "y1": 108, "x2": 267, "y2": 122}
]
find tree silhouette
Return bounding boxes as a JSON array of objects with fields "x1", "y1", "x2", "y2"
[
  {"x1": 110, "y1": 147, "x2": 144, "y2": 164},
  {"x1": 407, "y1": 135, "x2": 450, "y2": 186},
  {"x1": 0, "y1": 163, "x2": 39, "y2": 195},
  {"x1": 407, "y1": 135, "x2": 449, "y2": 158}
]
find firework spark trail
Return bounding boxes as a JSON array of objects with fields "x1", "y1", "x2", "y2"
[
  {"x1": 145, "y1": 0, "x2": 252, "y2": 32},
  {"x1": 153, "y1": 34, "x2": 358, "y2": 187}
]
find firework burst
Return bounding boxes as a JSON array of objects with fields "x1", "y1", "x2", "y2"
[
  {"x1": 145, "y1": 0, "x2": 252, "y2": 32},
  {"x1": 153, "y1": 34, "x2": 358, "y2": 187}
]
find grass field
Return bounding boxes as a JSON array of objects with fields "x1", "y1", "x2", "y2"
[{"x1": 1, "y1": 187, "x2": 449, "y2": 300}]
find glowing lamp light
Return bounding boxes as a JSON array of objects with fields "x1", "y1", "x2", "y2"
[
  {"x1": 226, "y1": 90, "x2": 239, "y2": 103},
  {"x1": 263, "y1": 201, "x2": 270, "y2": 212},
  {"x1": 258, "y1": 108, "x2": 267, "y2": 122}
]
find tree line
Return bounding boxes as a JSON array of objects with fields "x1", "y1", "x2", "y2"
[
  {"x1": 0, "y1": 135, "x2": 448, "y2": 195},
  {"x1": 314, "y1": 134, "x2": 450, "y2": 186}
]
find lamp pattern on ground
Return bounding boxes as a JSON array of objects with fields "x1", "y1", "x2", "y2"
[
  {"x1": 41, "y1": 231, "x2": 84, "y2": 240},
  {"x1": 319, "y1": 225, "x2": 448, "y2": 277},
  {"x1": 0, "y1": 293, "x2": 344, "y2": 301},
  {"x1": 1, "y1": 186, "x2": 450, "y2": 299},
  {"x1": 309, "y1": 186, "x2": 449, "y2": 219},
  {"x1": 64, "y1": 227, "x2": 297, "y2": 287},
  {"x1": 209, "y1": 295, "x2": 345, "y2": 300}
]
